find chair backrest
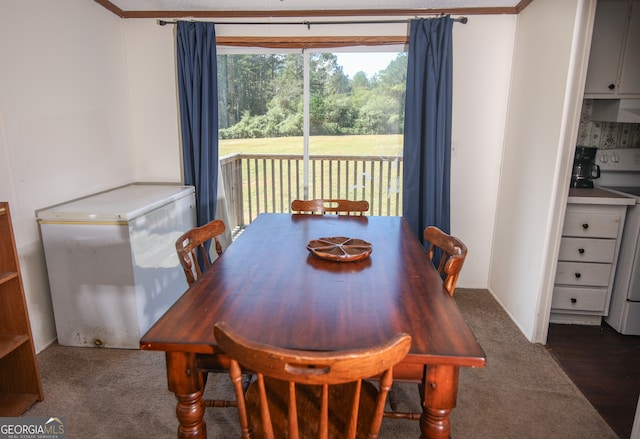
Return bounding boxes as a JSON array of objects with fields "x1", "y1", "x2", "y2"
[
  {"x1": 214, "y1": 322, "x2": 411, "y2": 439},
  {"x1": 175, "y1": 219, "x2": 226, "y2": 286},
  {"x1": 423, "y1": 226, "x2": 468, "y2": 296},
  {"x1": 291, "y1": 199, "x2": 369, "y2": 216}
]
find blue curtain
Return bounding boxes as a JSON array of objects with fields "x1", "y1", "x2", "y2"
[
  {"x1": 402, "y1": 17, "x2": 453, "y2": 245},
  {"x1": 176, "y1": 21, "x2": 218, "y2": 228}
]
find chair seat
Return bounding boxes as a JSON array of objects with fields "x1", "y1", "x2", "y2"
[{"x1": 245, "y1": 378, "x2": 379, "y2": 439}]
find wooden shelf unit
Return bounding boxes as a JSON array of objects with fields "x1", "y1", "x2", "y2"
[{"x1": 0, "y1": 202, "x2": 43, "y2": 416}]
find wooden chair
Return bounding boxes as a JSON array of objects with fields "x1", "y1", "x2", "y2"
[
  {"x1": 214, "y1": 321, "x2": 411, "y2": 439},
  {"x1": 175, "y1": 219, "x2": 236, "y2": 409},
  {"x1": 423, "y1": 226, "x2": 468, "y2": 296},
  {"x1": 385, "y1": 226, "x2": 468, "y2": 420},
  {"x1": 175, "y1": 219, "x2": 226, "y2": 286},
  {"x1": 291, "y1": 199, "x2": 369, "y2": 216}
]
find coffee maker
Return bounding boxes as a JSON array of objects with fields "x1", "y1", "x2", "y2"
[{"x1": 571, "y1": 146, "x2": 600, "y2": 188}]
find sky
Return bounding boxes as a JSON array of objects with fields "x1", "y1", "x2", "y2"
[{"x1": 334, "y1": 52, "x2": 399, "y2": 79}]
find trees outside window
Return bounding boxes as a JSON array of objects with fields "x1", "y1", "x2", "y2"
[{"x1": 218, "y1": 51, "x2": 406, "y2": 139}]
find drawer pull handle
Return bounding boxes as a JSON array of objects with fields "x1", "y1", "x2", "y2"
[
  {"x1": 578, "y1": 248, "x2": 585, "y2": 254},
  {"x1": 571, "y1": 298, "x2": 577, "y2": 304},
  {"x1": 582, "y1": 223, "x2": 589, "y2": 229},
  {"x1": 575, "y1": 273, "x2": 581, "y2": 278}
]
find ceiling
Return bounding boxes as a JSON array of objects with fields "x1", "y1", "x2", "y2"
[{"x1": 96, "y1": 0, "x2": 531, "y2": 18}]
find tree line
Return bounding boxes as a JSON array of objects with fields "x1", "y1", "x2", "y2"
[{"x1": 217, "y1": 53, "x2": 407, "y2": 139}]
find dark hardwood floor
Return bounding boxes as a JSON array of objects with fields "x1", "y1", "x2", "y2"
[{"x1": 546, "y1": 322, "x2": 640, "y2": 439}]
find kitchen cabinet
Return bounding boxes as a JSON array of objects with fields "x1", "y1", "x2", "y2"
[
  {"x1": 0, "y1": 202, "x2": 43, "y2": 415},
  {"x1": 584, "y1": 0, "x2": 640, "y2": 98},
  {"x1": 551, "y1": 189, "x2": 634, "y2": 325}
]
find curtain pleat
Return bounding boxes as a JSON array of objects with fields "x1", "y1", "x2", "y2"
[
  {"x1": 402, "y1": 17, "x2": 453, "y2": 246},
  {"x1": 176, "y1": 21, "x2": 219, "y2": 228}
]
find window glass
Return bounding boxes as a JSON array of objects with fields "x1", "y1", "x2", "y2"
[
  {"x1": 308, "y1": 51, "x2": 405, "y2": 207},
  {"x1": 218, "y1": 52, "x2": 303, "y2": 147},
  {"x1": 217, "y1": 48, "x2": 405, "y2": 226}
]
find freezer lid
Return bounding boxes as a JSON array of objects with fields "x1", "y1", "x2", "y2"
[{"x1": 36, "y1": 183, "x2": 195, "y2": 223}]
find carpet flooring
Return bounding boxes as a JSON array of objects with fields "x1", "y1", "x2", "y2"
[{"x1": 24, "y1": 289, "x2": 617, "y2": 438}]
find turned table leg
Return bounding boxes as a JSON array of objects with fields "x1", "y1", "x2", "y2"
[
  {"x1": 166, "y1": 352, "x2": 208, "y2": 439},
  {"x1": 420, "y1": 365, "x2": 460, "y2": 439}
]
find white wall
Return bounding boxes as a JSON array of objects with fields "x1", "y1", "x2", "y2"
[
  {"x1": 450, "y1": 16, "x2": 516, "y2": 287},
  {"x1": 124, "y1": 15, "x2": 517, "y2": 290},
  {"x1": 124, "y1": 21, "x2": 183, "y2": 183},
  {"x1": 0, "y1": 0, "x2": 136, "y2": 351},
  {"x1": 489, "y1": 0, "x2": 595, "y2": 341}
]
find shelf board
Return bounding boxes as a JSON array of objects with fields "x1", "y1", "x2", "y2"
[
  {"x1": 0, "y1": 392, "x2": 41, "y2": 417},
  {"x1": 0, "y1": 334, "x2": 29, "y2": 360},
  {"x1": 0, "y1": 271, "x2": 18, "y2": 285}
]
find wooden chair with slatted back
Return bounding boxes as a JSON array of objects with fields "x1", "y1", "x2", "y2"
[
  {"x1": 214, "y1": 321, "x2": 411, "y2": 439},
  {"x1": 291, "y1": 199, "x2": 369, "y2": 216},
  {"x1": 175, "y1": 219, "x2": 226, "y2": 286},
  {"x1": 175, "y1": 220, "x2": 236, "y2": 409},
  {"x1": 384, "y1": 225, "x2": 468, "y2": 420},
  {"x1": 423, "y1": 226, "x2": 468, "y2": 296}
]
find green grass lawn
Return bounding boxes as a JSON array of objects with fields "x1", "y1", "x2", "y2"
[{"x1": 220, "y1": 134, "x2": 403, "y2": 156}]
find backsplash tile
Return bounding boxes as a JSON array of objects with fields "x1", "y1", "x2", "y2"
[{"x1": 577, "y1": 99, "x2": 640, "y2": 149}]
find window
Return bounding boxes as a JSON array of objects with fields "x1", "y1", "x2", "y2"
[{"x1": 217, "y1": 47, "x2": 405, "y2": 228}]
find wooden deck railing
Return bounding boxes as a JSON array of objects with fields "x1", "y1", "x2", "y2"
[{"x1": 220, "y1": 153, "x2": 403, "y2": 233}]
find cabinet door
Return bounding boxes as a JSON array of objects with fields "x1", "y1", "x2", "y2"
[
  {"x1": 619, "y1": 0, "x2": 640, "y2": 94},
  {"x1": 584, "y1": 0, "x2": 629, "y2": 95}
]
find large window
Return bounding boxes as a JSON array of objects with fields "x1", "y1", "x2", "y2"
[{"x1": 217, "y1": 47, "x2": 406, "y2": 228}]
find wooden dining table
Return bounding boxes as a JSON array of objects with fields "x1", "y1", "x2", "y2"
[{"x1": 140, "y1": 213, "x2": 486, "y2": 439}]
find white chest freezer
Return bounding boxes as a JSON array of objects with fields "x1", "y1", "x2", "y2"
[{"x1": 36, "y1": 183, "x2": 196, "y2": 349}]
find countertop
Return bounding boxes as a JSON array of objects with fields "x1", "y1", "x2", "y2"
[{"x1": 568, "y1": 187, "x2": 636, "y2": 205}]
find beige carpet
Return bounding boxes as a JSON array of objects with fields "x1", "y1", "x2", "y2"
[{"x1": 25, "y1": 289, "x2": 618, "y2": 438}]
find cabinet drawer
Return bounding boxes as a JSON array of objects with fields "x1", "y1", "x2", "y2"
[
  {"x1": 551, "y1": 286, "x2": 608, "y2": 313},
  {"x1": 555, "y1": 262, "x2": 611, "y2": 286},
  {"x1": 562, "y1": 212, "x2": 621, "y2": 238},
  {"x1": 558, "y1": 237, "x2": 616, "y2": 263}
]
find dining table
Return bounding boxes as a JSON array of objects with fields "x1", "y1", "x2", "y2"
[{"x1": 140, "y1": 213, "x2": 486, "y2": 439}]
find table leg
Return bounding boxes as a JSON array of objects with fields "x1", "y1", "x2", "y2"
[
  {"x1": 166, "y1": 352, "x2": 208, "y2": 439},
  {"x1": 420, "y1": 365, "x2": 460, "y2": 439}
]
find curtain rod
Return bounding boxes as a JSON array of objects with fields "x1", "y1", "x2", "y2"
[{"x1": 158, "y1": 16, "x2": 468, "y2": 28}]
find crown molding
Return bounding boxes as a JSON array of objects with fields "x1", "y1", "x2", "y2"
[{"x1": 93, "y1": 1, "x2": 527, "y2": 19}]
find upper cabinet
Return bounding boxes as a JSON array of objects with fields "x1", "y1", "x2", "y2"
[
  {"x1": 584, "y1": 0, "x2": 640, "y2": 98},
  {"x1": 620, "y1": 1, "x2": 640, "y2": 95}
]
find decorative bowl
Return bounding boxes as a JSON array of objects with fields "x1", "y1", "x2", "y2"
[{"x1": 306, "y1": 237, "x2": 373, "y2": 262}]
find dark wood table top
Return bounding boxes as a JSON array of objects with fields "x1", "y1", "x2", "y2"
[{"x1": 141, "y1": 214, "x2": 485, "y2": 368}]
